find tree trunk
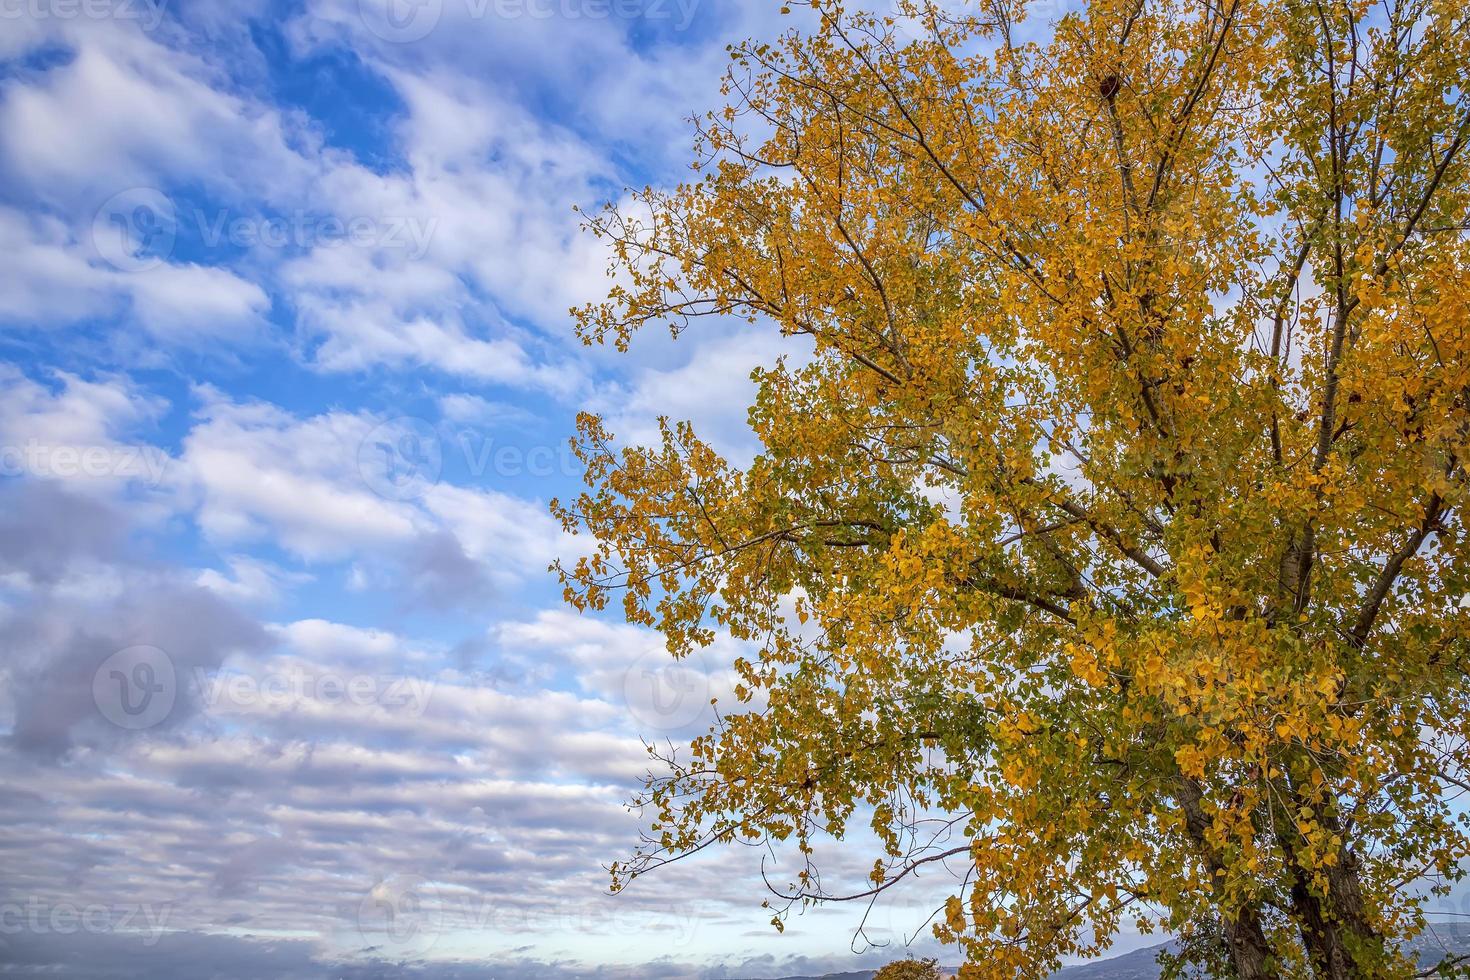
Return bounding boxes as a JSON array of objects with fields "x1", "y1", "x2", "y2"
[
  {"x1": 1176, "y1": 777, "x2": 1281, "y2": 979},
  {"x1": 1273, "y1": 790, "x2": 1385, "y2": 979},
  {"x1": 1222, "y1": 906, "x2": 1280, "y2": 980}
]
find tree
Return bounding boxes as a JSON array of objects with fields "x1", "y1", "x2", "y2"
[
  {"x1": 875, "y1": 957, "x2": 943, "y2": 980},
  {"x1": 553, "y1": 0, "x2": 1470, "y2": 977}
]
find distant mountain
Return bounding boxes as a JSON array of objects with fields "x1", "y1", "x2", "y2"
[
  {"x1": 1050, "y1": 942, "x2": 1175, "y2": 979},
  {"x1": 725, "y1": 923, "x2": 1470, "y2": 980},
  {"x1": 716, "y1": 945, "x2": 1170, "y2": 980}
]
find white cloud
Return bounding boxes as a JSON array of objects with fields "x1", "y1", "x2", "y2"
[
  {"x1": 196, "y1": 555, "x2": 313, "y2": 604},
  {"x1": 438, "y1": 393, "x2": 535, "y2": 427},
  {"x1": 0, "y1": 209, "x2": 117, "y2": 324},
  {"x1": 0, "y1": 364, "x2": 160, "y2": 446},
  {"x1": 419, "y1": 482, "x2": 571, "y2": 581},
  {"x1": 125, "y1": 261, "x2": 271, "y2": 336},
  {"x1": 0, "y1": 206, "x2": 270, "y2": 338},
  {"x1": 181, "y1": 394, "x2": 422, "y2": 555},
  {"x1": 177, "y1": 391, "x2": 571, "y2": 595},
  {"x1": 0, "y1": 365, "x2": 172, "y2": 488},
  {"x1": 292, "y1": 297, "x2": 575, "y2": 391},
  {"x1": 495, "y1": 608, "x2": 746, "y2": 737},
  {"x1": 0, "y1": 20, "x2": 314, "y2": 206},
  {"x1": 272, "y1": 71, "x2": 609, "y2": 388},
  {"x1": 596, "y1": 326, "x2": 803, "y2": 464},
  {"x1": 273, "y1": 618, "x2": 404, "y2": 664}
]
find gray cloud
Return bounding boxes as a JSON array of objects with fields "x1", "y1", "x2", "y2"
[
  {"x1": 0, "y1": 482, "x2": 272, "y2": 759},
  {"x1": 0, "y1": 481, "x2": 127, "y2": 584},
  {"x1": 398, "y1": 529, "x2": 497, "y2": 610},
  {"x1": 0, "y1": 478, "x2": 928, "y2": 977},
  {"x1": 0, "y1": 927, "x2": 745, "y2": 979}
]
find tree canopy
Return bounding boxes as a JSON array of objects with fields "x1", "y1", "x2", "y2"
[
  {"x1": 553, "y1": 0, "x2": 1470, "y2": 976},
  {"x1": 875, "y1": 957, "x2": 944, "y2": 980}
]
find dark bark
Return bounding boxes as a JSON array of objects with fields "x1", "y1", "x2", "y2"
[
  {"x1": 1176, "y1": 778, "x2": 1281, "y2": 979},
  {"x1": 1272, "y1": 790, "x2": 1386, "y2": 979},
  {"x1": 1221, "y1": 905, "x2": 1280, "y2": 980}
]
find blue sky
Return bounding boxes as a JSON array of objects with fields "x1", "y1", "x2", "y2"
[{"x1": 0, "y1": 1, "x2": 993, "y2": 976}]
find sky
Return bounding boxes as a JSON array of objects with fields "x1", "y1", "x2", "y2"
[{"x1": 0, "y1": 1, "x2": 994, "y2": 977}]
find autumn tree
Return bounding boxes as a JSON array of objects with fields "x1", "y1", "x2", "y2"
[
  {"x1": 875, "y1": 957, "x2": 943, "y2": 980},
  {"x1": 553, "y1": 0, "x2": 1470, "y2": 976}
]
